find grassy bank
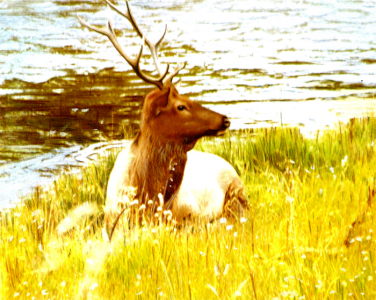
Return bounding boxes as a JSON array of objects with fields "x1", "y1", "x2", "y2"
[{"x1": 1, "y1": 117, "x2": 376, "y2": 299}]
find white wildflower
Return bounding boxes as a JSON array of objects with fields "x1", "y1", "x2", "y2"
[
  {"x1": 61, "y1": 281, "x2": 66, "y2": 287},
  {"x1": 341, "y1": 155, "x2": 348, "y2": 167},
  {"x1": 219, "y1": 217, "x2": 227, "y2": 224},
  {"x1": 280, "y1": 291, "x2": 290, "y2": 297},
  {"x1": 329, "y1": 167, "x2": 334, "y2": 173},
  {"x1": 130, "y1": 200, "x2": 138, "y2": 206},
  {"x1": 32, "y1": 209, "x2": 41, "y2": 217},
  {"x1": 163, "y1": 210, "x2": 172, "y2": 216},
  {"x1": 89, "y1": 283, "x2": 98, "y2": 290},
  {"x1": 286, "y1": 196, "x2": 294, "y2": 203},
  {"x1": 240, "y1": 217, "x2": 247, "y2": 223},
  {"x1": 226, "y1": 225, "x2": 233, "y2": 231},
  {"x1": 41, "y1": 290, "x2": 48, "y2": 295}
]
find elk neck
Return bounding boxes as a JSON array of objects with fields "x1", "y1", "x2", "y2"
[{"x1": 129, "y1": 129, "x2": 190, "y2": 207}]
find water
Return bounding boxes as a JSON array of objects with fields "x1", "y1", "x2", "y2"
[
  {"x1": 0, "y1": 140, "x2": 129, "y2": 208},
  {"x1": 1, "y1": 0, "x2": 376, "y2": 206}
]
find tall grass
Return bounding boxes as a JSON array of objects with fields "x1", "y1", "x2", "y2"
[{"x1": 1, "y1": 117, "x2": 376, "y2": 299}]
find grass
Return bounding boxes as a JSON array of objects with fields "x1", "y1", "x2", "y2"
[{"x1": 1, "y1": 117, "x2": 376, "y2": 299}]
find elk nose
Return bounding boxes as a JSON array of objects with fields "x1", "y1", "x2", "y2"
[{"x1": 223, "y1": 116, "x2": 231, "y2": 128}]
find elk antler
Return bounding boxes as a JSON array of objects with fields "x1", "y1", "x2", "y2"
[{"x1": 78, "y1": 0, "x2": 185, "y2": 89}]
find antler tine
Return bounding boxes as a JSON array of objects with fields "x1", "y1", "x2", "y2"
[
  {"x1": 163, "y1": 62, "x2": 186, "y2": 86},
  {"x1": 77, "y1": 14, "x2": 169, "y2": 89},
  {"x1": 106, "y1": 0, "x2": 167, "y2": 77}
]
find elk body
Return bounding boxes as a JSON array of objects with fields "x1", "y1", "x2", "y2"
[{"x1": 79, "y1": 0, "x2": 248, "y2": 224}]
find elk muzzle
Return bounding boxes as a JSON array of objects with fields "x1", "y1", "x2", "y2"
[{"x1": 214, "y1": 116, "x2": 231, "y2": 136}]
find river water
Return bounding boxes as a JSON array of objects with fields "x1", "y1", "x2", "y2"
[{"x1": 0, "y1": 0, "x2": 376, "y2": 207}]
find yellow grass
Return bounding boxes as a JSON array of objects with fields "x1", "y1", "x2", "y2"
[{"x1": 1, "y1": 117, "x2": 376, "y2": 299}]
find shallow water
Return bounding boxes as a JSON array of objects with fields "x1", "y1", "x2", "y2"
[{"x1": 1, "y1": 0, "x2": 376, "y2": 205}]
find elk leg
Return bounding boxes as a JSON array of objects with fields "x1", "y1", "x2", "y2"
[{"x1": 223, "y1": 178, "x2": 249, "y2": 220}]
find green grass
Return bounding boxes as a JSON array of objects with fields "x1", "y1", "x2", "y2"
[{"x1": 1, "y1": 117, "x2": 376, "y2": 299}]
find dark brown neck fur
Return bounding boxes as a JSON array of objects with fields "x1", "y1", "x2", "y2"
[{"x1": 130, "y1": 130, "x2": 190, "y2": 208}]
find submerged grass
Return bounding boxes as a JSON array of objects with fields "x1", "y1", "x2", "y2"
[{"x1": 1, "y1": 117, "x2": 376, "y2": 299}]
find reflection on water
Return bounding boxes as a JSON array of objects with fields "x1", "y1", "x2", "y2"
[
  {"x1": 0, "y1": 68, "x2": 145, "y2": 164},
  {"x1": 1, "y1": 0, "x2": 376, "y2": 205}
]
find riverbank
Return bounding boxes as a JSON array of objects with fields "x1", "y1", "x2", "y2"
[{"x1": 1, "y1": 117, "x2": 375, "y2": 299}]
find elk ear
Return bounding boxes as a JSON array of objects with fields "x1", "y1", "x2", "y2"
[{"x1": 152, "y1": 87, "x2": 171, "y2": 116}]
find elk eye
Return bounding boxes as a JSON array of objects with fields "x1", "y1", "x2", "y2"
[{"x1": 177, "y1": 105, "x2": 186, "y2": 111}]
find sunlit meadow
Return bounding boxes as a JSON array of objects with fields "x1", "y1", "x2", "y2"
[{"x1": 1, "y1": 117, "x2": 376, "y2": 299}]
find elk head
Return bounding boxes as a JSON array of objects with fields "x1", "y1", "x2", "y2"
[
  {"x1": 142, "y1": 84, "x2": 230, "y2": 148},
  {"x1": 78, "y1": 0, "x2": 231, "y2": 149}
]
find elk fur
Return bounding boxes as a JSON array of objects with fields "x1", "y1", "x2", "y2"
[
  {"x1": 56, "y1": 1, "x2": 249, "y2": 236},
  {"x1": 106, "y1": 146, "x2": 247, "y2": 223},
  {"x1": 105, "y1": 85, "x2": 248, "y2": 224}
]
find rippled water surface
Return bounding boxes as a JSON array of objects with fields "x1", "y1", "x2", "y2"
[{"x1": 1, "y1": 0, "x2": 376, "y2": 206}]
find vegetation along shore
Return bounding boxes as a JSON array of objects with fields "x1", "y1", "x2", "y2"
[{"x1": 1, "y1": 117, "x2": 376, "y2": 299}]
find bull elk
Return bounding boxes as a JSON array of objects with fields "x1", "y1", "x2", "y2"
[{"x1": 78, "y1": 0, "x2": 248, "y2": 225}]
